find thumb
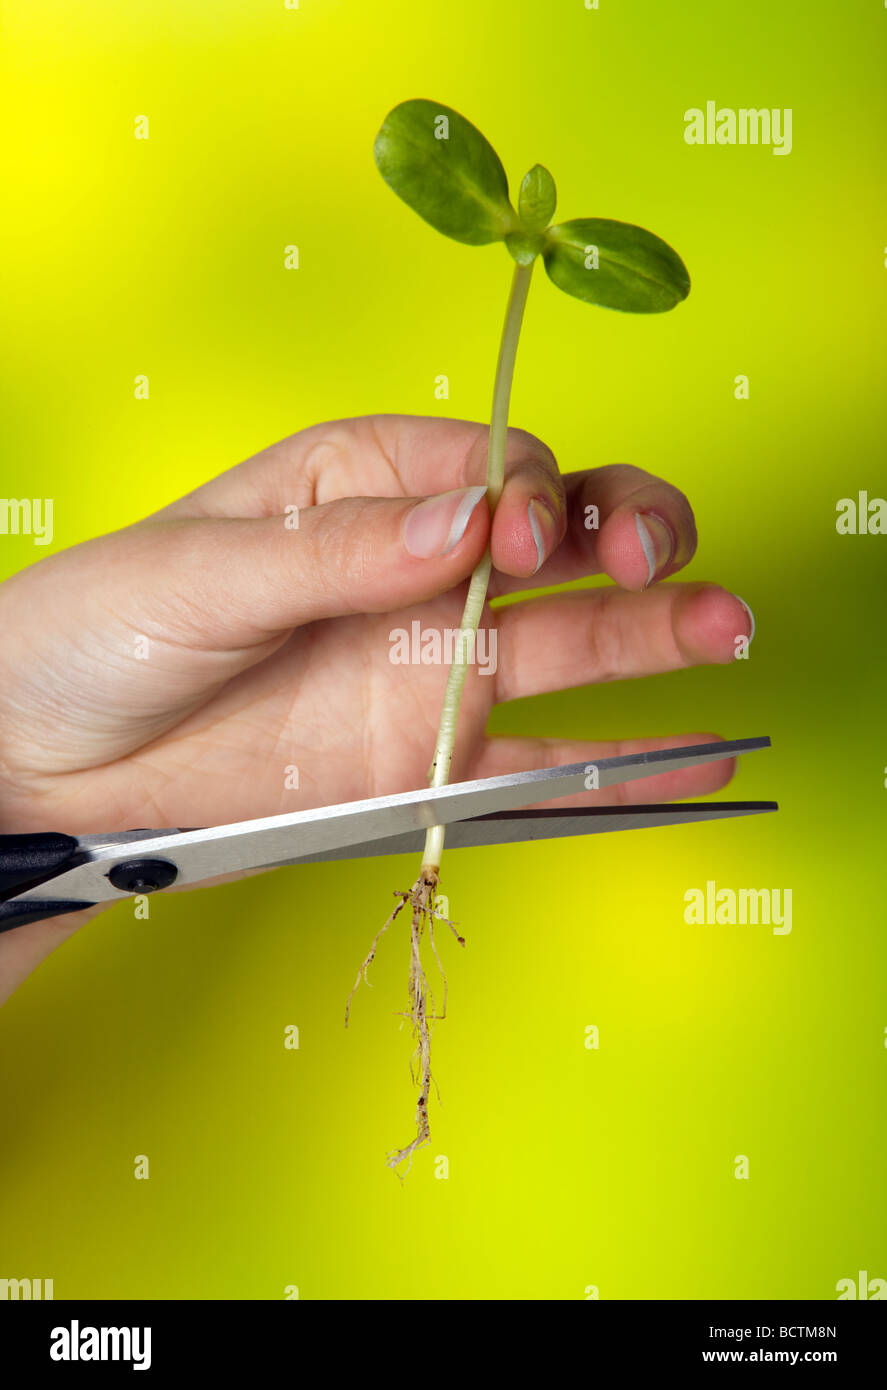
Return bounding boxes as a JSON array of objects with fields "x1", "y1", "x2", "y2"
[
  {"x1": 119, "y1": 484, "x2": 491, "y2": 650},
  {"x1": 0, "y1": 485, "x2": 492, "y2": 787},
  {"x1": 0, "y1": 486, "x2": 490, "y2": 779}
]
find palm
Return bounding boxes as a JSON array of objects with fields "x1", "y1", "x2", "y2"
[{"x1": 147, "y1": 589, "x2": 493, "y2": 826}]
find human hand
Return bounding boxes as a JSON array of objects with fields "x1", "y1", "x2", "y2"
[{"x1": 0, "y1": 415, "x2": 753, "y2": 1000}]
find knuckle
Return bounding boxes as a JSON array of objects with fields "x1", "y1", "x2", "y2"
[
  {"x1": 507, "y1": 426, "x2": 558, "y2": 473},
  {"x1": 307, "y1": 499, "x2": 377, "y2": 605},
  {"x1": 607, "y1": 462, "x2": 654, "y2": 489},
  {"x1": 585, "y1": 589, "x2": 624, "y2": 684}
]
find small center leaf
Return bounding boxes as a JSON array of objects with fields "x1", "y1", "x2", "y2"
[{"x1": 518, "y1": 164, "x2": 557, "y2": 231}]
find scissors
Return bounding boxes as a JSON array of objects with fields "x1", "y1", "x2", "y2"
[{"x1": 0, "y1": 736, "x2": 776, "y2": 933}]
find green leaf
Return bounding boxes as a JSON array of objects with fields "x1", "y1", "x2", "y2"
[
  {"x1": 518, "y1": 164, "x2": 556, "y2": 231},
  {"x1": 374, "y1": 99, "x2": 516, "y2": 245},
  {"x1": 543, "y1": 218, "x2": 690, "y2": 313}
]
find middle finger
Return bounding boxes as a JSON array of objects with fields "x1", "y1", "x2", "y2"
[{"x1": 492, "y1": 582, "x2": 755, "y2": 703}]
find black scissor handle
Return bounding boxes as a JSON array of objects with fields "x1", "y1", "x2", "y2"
[
  {"x1": 0, "y1": 833, "x2": 96, "y2": 933},
  {"x1": 0, "y1": 832, "x2": 80, "y2": 895},
  {"x1": 0, "y1": 897, "x2": 98, "y2": 932}
]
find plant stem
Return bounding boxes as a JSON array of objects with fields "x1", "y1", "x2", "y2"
[{"x1": 421, "y1": 258, "x2": 535, "y2": 875}]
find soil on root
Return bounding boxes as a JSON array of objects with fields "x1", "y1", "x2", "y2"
[{"x1": 345, "y1": 866, "x2": 465, "y2": 1179}]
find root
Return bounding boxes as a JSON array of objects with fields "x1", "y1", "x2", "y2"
[
  {"x1": 346, "y1": 866, "x2": 466, "y2": 1179},
  {"x1": 345, "y1": 889, "x2": 409, "y2": 1027}
]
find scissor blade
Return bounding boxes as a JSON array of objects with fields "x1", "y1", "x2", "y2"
[
  {"x1": 15, "y1": 736, "x2": 770, "y2": 904},
  {"x1": 268, "y1": 801, "x2": 779, "y2": 865}
]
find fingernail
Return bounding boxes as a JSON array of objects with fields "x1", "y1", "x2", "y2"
[
  {"x1": 634, "y1": 511, "x2": 675, "y2": 587},
  {"x1": 404, "y1": 485, "x2": 487, "y2": 558},
  {"x1": 732, "y1": 594, "x2": 756, "y2": 643},
  {"x1": 528, "y1": 497, "x2": 558, "y2": 575}
]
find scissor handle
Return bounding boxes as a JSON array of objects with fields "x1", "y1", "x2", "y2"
[
  {"x1": 0, "y1": 833, "x2": 96, "y2": 933},
  {"x1": 0, "y1": 832, "x2": 80, "y2": 894}
]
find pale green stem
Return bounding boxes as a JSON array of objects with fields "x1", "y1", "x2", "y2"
[{"x1": 421, "y1": 259, "x2": 535, "y2": 874}]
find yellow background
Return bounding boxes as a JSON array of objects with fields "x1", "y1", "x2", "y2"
[{"x1": 1, "y1": 0, "x2": 885, "y2": 1298}]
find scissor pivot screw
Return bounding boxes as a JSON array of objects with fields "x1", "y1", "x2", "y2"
[{"x1": 107, "y1": 858, "x2": 178, "y2": 894}]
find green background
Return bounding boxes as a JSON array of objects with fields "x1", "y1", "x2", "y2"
[{"x1": 1, "y1": 0, "x2": 885, "y2": 1299}]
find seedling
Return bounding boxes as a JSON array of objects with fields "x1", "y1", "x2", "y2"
[{"x1": 347, "y1": 99, "x2": 690, "y2": 1176}]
